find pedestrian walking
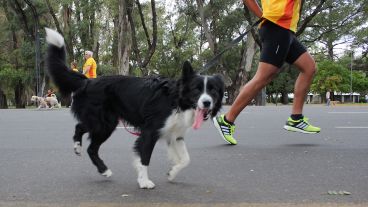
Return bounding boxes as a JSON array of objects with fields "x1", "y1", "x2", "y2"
[{"x1": 326, "y1": 90, "x2": 331, "y2": 106}]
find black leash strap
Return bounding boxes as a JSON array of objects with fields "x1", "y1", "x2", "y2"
[{"x1": 200, "y1": 18, "x2": 262, "y2": 73}]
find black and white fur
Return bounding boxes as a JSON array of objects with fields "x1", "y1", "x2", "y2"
[{"x1": 45, "y1": 28, "x2": 224, "y2": 189}]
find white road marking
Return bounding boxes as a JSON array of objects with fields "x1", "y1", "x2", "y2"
[
  {"x1": 328, "y1": 112, "x2": 368, "y2": 114},
  {"x1": 335, "y1": 126, "x2": 368, "y2": 129}
]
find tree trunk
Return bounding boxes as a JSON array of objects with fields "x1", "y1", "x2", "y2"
[
  {"x1": 196, "y1": 0, "x2": 215, "y2": 53},
  {"x1": 74, "y1": 0, "x2": 95, "y2": 54},
  {"x1": 233, "y1": 34, "x2": 257, "y2": 101},
  {"x1": 270, "y1": 93, "x2": 277, "y2": 105},
  {"x1": 14, "y1": 81, "x2": 25, "y2": 108},
  {"x1": 94, "y1": 41, "x2": 100, "y2": 63},
  {"x1": 0, "y1": 88, "x2": 8, "y2": 109},
  {"x1": 62, "y1": 4, "x2": 74, "y2": 61},
  {"x1": 327, "y1": 40, "x2": 334, "y2": 60},
  {"x1": 226, "y1": 86, "x2": 236, "y2": 104},
  {"x1": 281, "y1": 91, "x2": 289, "y2": 105},
  {"x1": 128, "y1": 0, "x2": 157, "y2": 75},
  {"x1": 254, "y1": 88, "x2": 266, "y2": 106},
  {"x1": 112, "y1": 15, "x2": 119, "y2": 68},
  {"x1": 243, "y1": 35, "x2": 257, "y2": 73},
  {"x1": 41, "y1": 74, "x2": 46, "y2": 97},
  {"x1": 326, "y1": 5, "x2": 334, "y2": 60},
  {"x1": 60, "y1": 96, "x2": 71, "y2": 107},
  {"x1": 45, "y1": 0, "x2": 73, "y2": 58},
  {"x1": 117, "y1": 0, "x2": 131, "y2": 75}
]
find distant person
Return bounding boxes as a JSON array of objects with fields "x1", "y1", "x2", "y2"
[
  {"x1": 326, "y1": 90, "x2": 331, "y2": 106},
  {"x1": 45, "y1": 89, "x2": 54, "y2": 98},
  {"x1": 45, "y1": 89, "x2": 56, "y2": 108},
  {"x1": 213, "y1": 0, "x2": 321, "y2": 145},
  {"x1": 82, "y1": 50, "x2": 97, "y2": 79},
  {"x1": 71, "y1": 61, "x2": 79, "y2": 72},
  {"x1": 69, "y1": 61, "x2": 80, "y2": 107}
]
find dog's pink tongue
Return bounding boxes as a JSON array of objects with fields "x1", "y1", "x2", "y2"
[{"x1": 192, "y1": 108, "x2": 205, "y2": 130}]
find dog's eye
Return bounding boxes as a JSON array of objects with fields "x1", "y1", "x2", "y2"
[
  {"x1": 209, "y1": 88, "x2": 218, "y2": 94},
  {"x1": 192, "y1": 88, "x2": 201, "y2": 93},
  {"x1": 193, "y1": 84, "x2": 203, "y2": 90}
]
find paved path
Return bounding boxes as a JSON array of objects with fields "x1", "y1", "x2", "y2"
[{"x1": 0, "y1": 105, "x2": 367, "y2": 206}]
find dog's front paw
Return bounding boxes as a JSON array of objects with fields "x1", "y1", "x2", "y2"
[
  {"x1": 73, "y1": 142, "x2": 82, "y2": 156},
  {"x1": 138, "y1": 178, "x2": 155, "y2": 189},
  {"x1": 167, "y1": 167, "x2": 178, "y2": 181}
]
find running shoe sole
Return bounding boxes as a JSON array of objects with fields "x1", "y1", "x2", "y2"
[{"x1": 283, "y1": 125, "x2": 320, "y2": 134}]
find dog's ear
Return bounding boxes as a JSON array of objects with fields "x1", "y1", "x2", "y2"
[
  {"x1": 182, "y1": 61, "x2": 194, "y2": 80},
  {"x1": 213, "y1": 74, "x2": 224, "y2": 84}
]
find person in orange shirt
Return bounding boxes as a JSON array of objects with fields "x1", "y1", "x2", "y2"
[
  {"x1": 213, "y1": 0, "x2": 320, "y2": 145},
  {"x1": 82, "y1": 50, "x2": 97, "y2": 78}
]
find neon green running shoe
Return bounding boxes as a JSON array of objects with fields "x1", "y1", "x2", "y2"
[
  {"x1": 213, "y1": 114, "x2": 237, "y2": 145},
  {"x1": 283, "y1": 116, "x2": 321, "y2": 134}
]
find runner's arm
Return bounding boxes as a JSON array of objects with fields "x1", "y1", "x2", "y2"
[{"x1": 243, "y1": 0, "x2": 263, "y2": 18}]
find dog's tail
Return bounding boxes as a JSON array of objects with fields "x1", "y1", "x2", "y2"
[{"x1": 45, "y1": 28, "x2": 88, "y2": 96}]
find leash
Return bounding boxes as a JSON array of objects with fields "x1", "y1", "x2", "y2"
[
  {"x1": 200, "y1": 18, "x2": 262, "y2": 73},
  {"x1": 120, "y1": 120, "x2": 141, "y2": 136}
]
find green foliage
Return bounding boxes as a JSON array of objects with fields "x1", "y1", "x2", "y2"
[
  {"x1": 352, "y1": 70, "x2": 368, "y2": 94},
  {"x1": 145, "y1": 2, "x2": 199, "y2": 78},
  {"x1": 97, "y1": 64, "x2": 117, "y2": 76},
  {"x1": 311, "y1": 60, "x2": 350, "y2": 93},
  {"x1": 0, "y1": 65, "x2": 31, "y2": 88},
  {"x1": 312, "y1": 53, "x2": 368, "y2": 94},
  {"x1": 302, "y1": 0, "x2": 366, "y2": 60},
  {"x1": 267, "y1": 65, "x2": 299, "y2": 95}
]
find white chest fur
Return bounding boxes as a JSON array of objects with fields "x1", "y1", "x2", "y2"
[{"x1": 160, "y1": 109, "x2": 194, "y2": 140}]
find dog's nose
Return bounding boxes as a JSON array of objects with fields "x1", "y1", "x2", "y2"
[{"x1": 203, "y1": 101, "x2": 211, "y2": 108}]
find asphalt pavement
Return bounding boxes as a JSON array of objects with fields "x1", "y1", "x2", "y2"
[{"x1": 0, "y1": 105, "x2": 367, "y2": 206}]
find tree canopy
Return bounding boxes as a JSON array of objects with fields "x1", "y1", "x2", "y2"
[{"x1": 0, "y1": 0, "x2": 367, "y2": 108}]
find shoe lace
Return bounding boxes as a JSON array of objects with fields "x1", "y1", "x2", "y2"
[
  {"x1": 303, "y1": 117, "x2": 310, "y2": 125},
  {"x1": 220, "y1": 116, "x2": 235, "y2": 135},
  {"x1": 230, "y1": 125, "x2": 235, "y2": 135}
]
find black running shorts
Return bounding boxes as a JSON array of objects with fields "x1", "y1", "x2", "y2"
[{"x1": 259, "y1": 20, "x2": 307, "y2": 68}]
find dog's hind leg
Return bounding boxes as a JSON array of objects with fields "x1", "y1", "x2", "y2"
[
  {"x1": 87, "y1": 134, "x2": 112, "y2": 177},
  {"x1": 133, "y1": 130, "x2": 159, "y2": 189},
  {"x1": 167, "y1": 137, "x2": 190, "y2": 181},
  {"x1": 87, "y1": 121, "x2": 117, "y2": 178},
  {"x1": 73, "y1": 123, "x2": 88, "y2": 156}
]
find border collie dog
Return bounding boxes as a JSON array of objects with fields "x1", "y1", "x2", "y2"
[{"x1": 45, "y1": 28, "x2": 224, "y2": 189}]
